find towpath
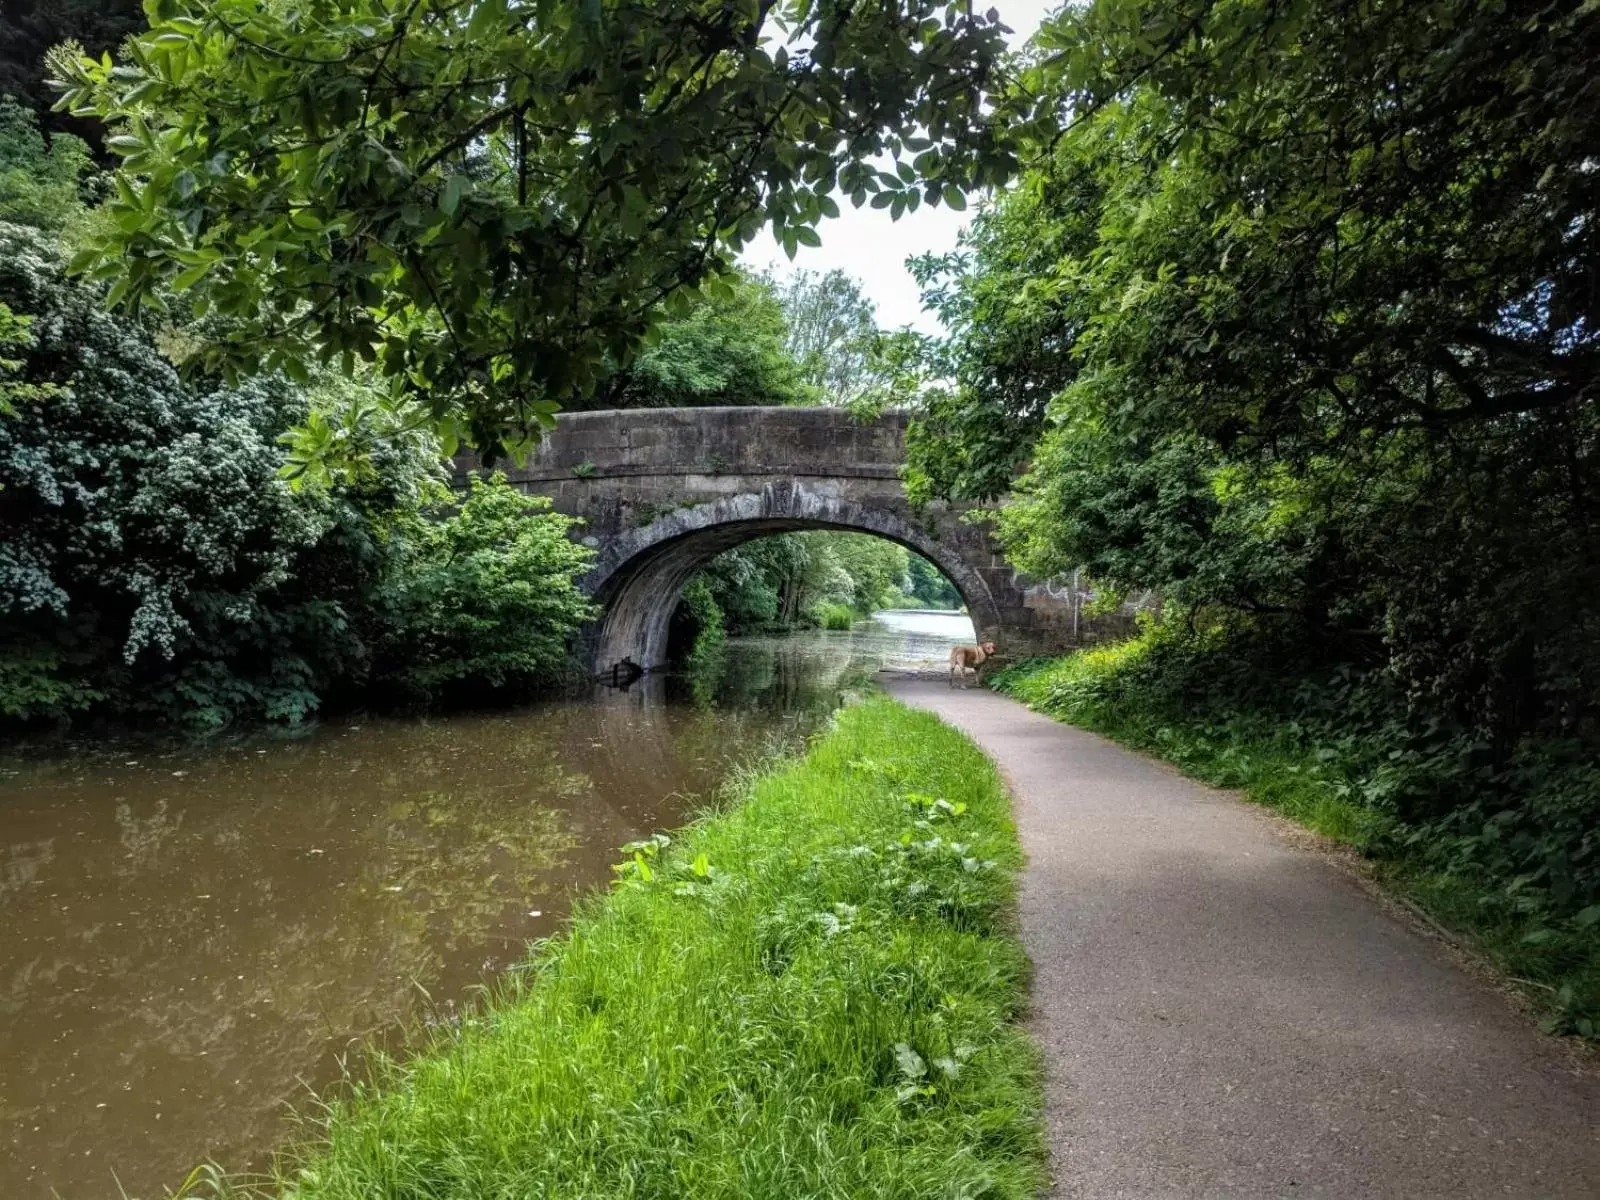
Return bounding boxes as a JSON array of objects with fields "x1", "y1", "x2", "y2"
[{"x1": 884, "y1": 677, "x2": 1600, "y2": 1198}]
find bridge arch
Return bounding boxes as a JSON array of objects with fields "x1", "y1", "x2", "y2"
[
  {"x1": 586, "y1": 483, "x2": 1001, "y2": 673},
  {"x1": 455, "y1": 406, "x2": 1113, "y2": 676}
]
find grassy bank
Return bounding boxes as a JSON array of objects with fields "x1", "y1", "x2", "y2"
[
  {"x1": 992, "y1": 631, "x2": 1600, "y2": 1039},
  {"x1": 217, "y1": 698, "x2": 1043, "y2": 1198}
]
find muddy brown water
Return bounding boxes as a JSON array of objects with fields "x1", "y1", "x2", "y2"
[{"x1": 0, "y1": 613, "x2": 973, "y2": 1199}]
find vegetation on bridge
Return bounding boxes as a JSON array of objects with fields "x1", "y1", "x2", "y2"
[{"x1": 198, "y1": 698, "x2": 1043, "y2": 1198}]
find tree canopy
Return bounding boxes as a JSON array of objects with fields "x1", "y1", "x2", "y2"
[
  {"x1": 904, "y1": 0, "x2": 1600, "y2": 744},
  {"x1": 594, "y1": 271, "x2": 814, "y2": 409},
  {"x1": 778, "y1": 269, "x2": 880, "y2": 407},
  {"x1": 53, "y1": 0, "x2": 1017, "y2": 456}
]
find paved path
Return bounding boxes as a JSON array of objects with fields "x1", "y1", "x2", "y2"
[{"x1": 885, "y1": 678, "x2": 1600, "y2": 1198}]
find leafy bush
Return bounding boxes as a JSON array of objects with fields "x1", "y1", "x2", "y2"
[
  {"x1": 814, "y1": 601, "x2": 857, "y2": 631},
  {"x1": 0, "y1": 220, "x2": 349, "y2": 727},
  {"x1": 0, "y1": 219, "x2": 597, "y2": 731},
  {"x1": 0, "y1": 95, "x2": 94, "y2": 233},
  {"x1": 371, "y1": 475, "x2": 596, "y2": 703},
  {"x1": 675, "y1": 574, "x2": 726, "y2": 664}
]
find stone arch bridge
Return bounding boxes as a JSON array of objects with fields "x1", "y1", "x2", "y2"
[{"x1": 455, "y1": 407, "x2": 1109, "y2": 676}]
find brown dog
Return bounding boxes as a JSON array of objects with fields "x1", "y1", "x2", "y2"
[{"x1": 948, "y1": 641, "x2": 997, "y2": 688}]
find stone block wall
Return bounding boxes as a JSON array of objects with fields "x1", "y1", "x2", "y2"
[{"x1": 453, "y1": 407, "x2": 1111, "y2": 672}]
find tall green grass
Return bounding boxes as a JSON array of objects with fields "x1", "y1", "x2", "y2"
[
  {"x1": 812, "y1": 601, "x2": 858, "y2": 631},
  {"x1": 993, "y1": 639, "x2": 1600, "y2": 1038},
  {"x1": 206, "y1": 698, "x2": 1044, "y2": 1199}
]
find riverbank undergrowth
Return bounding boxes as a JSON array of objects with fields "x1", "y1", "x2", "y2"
[
  {"x1": 209, "y1": 697, "x2": 1044, "y2": 1199},
  {"x1": 993, "y1": 630, "x2": 1600, "y2": 1039}
]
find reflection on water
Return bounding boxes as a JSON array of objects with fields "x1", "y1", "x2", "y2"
[
  {"x1": 694, "y1": 608, "x2": 977, "y2": 696},
  {"x1": 0, "y1": 613, "x2": 973, "y2": 1198}
]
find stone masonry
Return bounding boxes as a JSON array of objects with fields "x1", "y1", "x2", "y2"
[{"x1": 454, "y1": 406, "x2": 1123, "y2": 674}]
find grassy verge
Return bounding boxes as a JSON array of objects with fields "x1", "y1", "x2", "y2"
[
  {"x1": 216, "y1": 697, "x2": 1044, "y2": 1199},
  {"x1": 993, "y1": 637, "x2": 1600, "y2": 1039}
]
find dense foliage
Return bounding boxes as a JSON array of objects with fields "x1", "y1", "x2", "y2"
[
  {"x1": 914, "y1": 0, "x2": 1600, "y2": 742},
  {"x1": 226, "y1": 699, "x2": 1043, "y2": 1198},
  {"x1": 55, "y1": 0, "x2": 1016, "y2": 458},
  {"x1": 372, "y1": 476, "x2": 595, "y2": 704},
  {"x1": 907, "y1": 553, "x2": 961, "y2": 609},
  {"x1": 1, "y1": 219, "x2": 350, "y2": 726},
  {"x1": 590, "y1": 272, "x2": 814, "y2": 409},
  {"x1": 0, "y1": 96, "x2": 95, "y2": 231},
  {"x1": 903, "y1": 0, "x2": 1600, "y2": 1025},
  {"x1": 0, "y1": 110, "x2": 596, "y2": 732}
]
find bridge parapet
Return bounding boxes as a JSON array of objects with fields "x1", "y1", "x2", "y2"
[{"x1": 495, "y1": 406, "x2": 908, "y2": 485}]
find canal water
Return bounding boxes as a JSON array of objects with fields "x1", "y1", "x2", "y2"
[{"x1": 0, "y1": 611, "x2": 974, "y2": 1199}]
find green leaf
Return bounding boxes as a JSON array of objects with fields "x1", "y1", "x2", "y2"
[
  {"x1": 171, "y1": 261, "x2": 213, "y2": 292},
  {"x1": 440, "y1": 175, "x2": 467, "y2": 217},
  {"x1": 65, "y1": 0, "x2": 1015, "y2": 454}
]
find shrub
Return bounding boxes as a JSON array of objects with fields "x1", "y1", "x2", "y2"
[
  {"x1": 0, "y1": 220, "x2": 596, "y2": 730},
  {"x1": 814, "y1": 601, "x2": 857, "y2": 631},
  {"x1": 372, "y1": 475, "x2": 597, "y2": 702},
  {"x1": 0, "y1": 221, "x2": 348, "y2": 727}
]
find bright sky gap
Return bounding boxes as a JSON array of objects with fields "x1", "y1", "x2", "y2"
[{"x1": 741, "y1": 1, "x2": 1060, "y2": 334}]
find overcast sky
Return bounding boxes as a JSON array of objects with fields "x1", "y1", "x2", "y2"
[{"x1": 740, "y1": 1, "x2": 1060, "y2": 334}]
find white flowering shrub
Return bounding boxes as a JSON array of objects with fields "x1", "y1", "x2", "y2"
[
  {"x1": 0, "y1": 223, "x2": 384, "y2": 726},
  {"x1": 0, "y1": 223, "x2": 597, "y2": 729}
]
